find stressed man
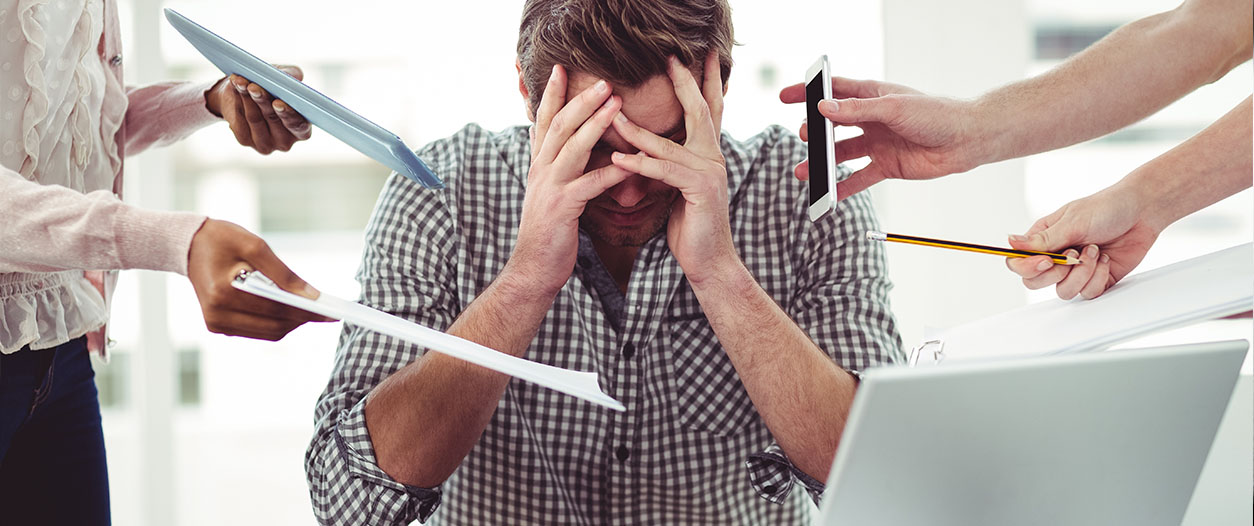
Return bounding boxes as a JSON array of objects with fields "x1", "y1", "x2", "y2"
[{"x1": 306, "y1": 1, "x2": 902, "y2": 523}]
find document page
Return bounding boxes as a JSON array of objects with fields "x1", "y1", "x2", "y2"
[{"x1": 233, "y1": 272, "x2": 625, "y2": 411}]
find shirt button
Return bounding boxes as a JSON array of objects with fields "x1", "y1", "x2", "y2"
[
  {"x1": 621, "y1": 342, "x2": 635, "y2": 359},
  {"x1": 109, "y1": 54, "x2": 122, "y2": 67},
  {"x1": 763, "y1": 484, "x2": 778, "y2": 495},
  {"x1": 614, "y1": 445, "x2": 630, "y2": 462}
]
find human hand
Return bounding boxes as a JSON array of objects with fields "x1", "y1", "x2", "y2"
[
  {"x1": 187, "y1": 219, "x2": 334, "y2": 340},
  {"x1": 509, "y1": 65, "x2": 633, "y2": 294},
  {"x1": 1004, "y1": 185, "x2": 1160, "y2": 300},
  {"x1": 205, "y1": 66, "x2": 313, "y2": 155},
  {"x1": 778, "y1": 77, "x2": 987, "y2": 199},
  {"x1": 610, "y1": 53, "x2": 737, "y2": 287}
]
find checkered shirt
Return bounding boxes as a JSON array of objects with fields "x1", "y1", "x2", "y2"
[{"x1": 305, "y1": 124, "x2": 903, "y2": 525}]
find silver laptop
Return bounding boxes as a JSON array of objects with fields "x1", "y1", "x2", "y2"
[{"x1": 816, "y1": 339, "x2": 1249, "y2": 526}]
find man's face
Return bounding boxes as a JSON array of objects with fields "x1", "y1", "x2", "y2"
[{"x1": 565, "y1": 71, "x2": 687, "y2": 247}]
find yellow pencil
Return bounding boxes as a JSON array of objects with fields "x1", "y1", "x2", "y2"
[{"x1": 866, "y1": 231, "x2": 1080, "y2": 265}]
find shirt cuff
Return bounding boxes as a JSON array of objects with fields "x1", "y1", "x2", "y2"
[
  {"x1": 745, "y1": 442, "x2": 826, "y2": 505},
  {"x1": 112, "y1": 205, "x2": 206, "y2": 275},
  {"x1": 335, "y1": 396, "x2": 443, "y2": 522}
]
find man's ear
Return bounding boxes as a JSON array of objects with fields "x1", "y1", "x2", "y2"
[{"x1": 517, "y1": 58, "x2": 536, "y2": 122}]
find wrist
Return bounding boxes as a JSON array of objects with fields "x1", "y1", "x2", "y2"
[
  {"x1": 686, "y1": 254, "x2": 753, "y2": 296},
  {"x1": 203, "y1": 78, "x2": 226, "y2": 118},
  {"x1": 965, "y1": 96, "x2": 1017, "y2": 167},
  {"x1": 494, "y1": 261, "x2": 565, "y2": 305},
  {"x1": 1112, "y1": 167, "x2": 1175, "y2": 234}
]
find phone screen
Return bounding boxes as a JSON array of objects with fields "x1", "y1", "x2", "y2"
[{"x1": 806, "y1": 70, "x2": 830, "y2": 206}]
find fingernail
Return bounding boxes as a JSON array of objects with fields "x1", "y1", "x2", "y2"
[
  {"x1": 249, "y1": 88, "x2": 262, "y2": 99},
  {"x1": 614, "y1": 112, "x2": 627, "y2": 123},
  {"x1": 550, "y1": 65, "x2": 559, "y2": 80},
  {"x1": 1084, "y1": 244, "x2": 1098, "y2": 258},
  {"x1": 818, "y1": 99, "x2": 838, "y2": 113},
  {"x1": 234, "y1": 82, "x2": 246, "y2": 93},
  {"x1": 1008, "y1": 234, "x2": 1027, "y2": 242},
  {"x1": 1065, "y1": 249, "x2": 1079, "y2": 258},
  {"x1": 1036, "y1": 259, "x2": 1052, "y2": 272},
  {"x1": 1100, "y1": 253, "x2": 1110, "y2": 263},
  {"x1": 595, "y1": 80, "x2": 608, "y2": 93},
  {"x1": 304, "y1": 284, "x2": 320, "y2": 299},
  {"x1": 274, "y1": 104, "x2": 286, "y2": 113},
  {"x1": 612, "y1": 152, "x2": 624, "y2": 161}
]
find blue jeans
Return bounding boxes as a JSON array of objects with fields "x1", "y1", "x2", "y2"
[{"x1": 0, "y1": 337, "x2": 110, "y2": 525}]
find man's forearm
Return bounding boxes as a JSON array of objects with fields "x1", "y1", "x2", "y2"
[
  {"x1": 1126, "y1": 96, "x2": 1253, "y2": 232},
  {"x1": 689, "y1": 262, "x2": 858, "y2": 482},
  {"x1": 975, "y1": 0, "x2": 1253, "y2": 164},
  {"x1": 364, "y1": 268, "x2": 557, "y2": 488}
]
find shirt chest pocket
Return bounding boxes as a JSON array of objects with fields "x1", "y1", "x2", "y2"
[{"x1": 661, "y1": 308, "x2": 760, "y2": 437}]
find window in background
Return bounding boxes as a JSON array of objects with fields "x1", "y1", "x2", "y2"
[{"x1": 91, "y1": 353, "x2": 130, "y2": 409}]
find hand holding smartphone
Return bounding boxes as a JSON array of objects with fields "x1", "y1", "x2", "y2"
[{"x1": 806, "y1": 55, "x2": 839, "y2": 222}]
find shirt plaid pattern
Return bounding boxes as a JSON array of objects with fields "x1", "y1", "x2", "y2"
[{"x1": 305, "y1": 124, "x2": 903, "y2": 525}]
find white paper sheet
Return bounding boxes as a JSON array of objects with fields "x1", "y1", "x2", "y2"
[
  {"x1": 916, "y1": 243, "x2": 1254, "y2": 364},
  {"x1": 232, "y1": 272, "x2": 625, "y2": 411}
]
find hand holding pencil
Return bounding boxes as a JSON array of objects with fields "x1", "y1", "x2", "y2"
[
  {"x1": 871, "y1": 184, "x2": 1160, "y2": 301},
  {"x1": 1004, "y1": 186, "x2": 1161, "y2": 300}
]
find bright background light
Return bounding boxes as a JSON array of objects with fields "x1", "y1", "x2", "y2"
[{"x1": 98, "y1": 1, "x2": 1249, "y2": 524}]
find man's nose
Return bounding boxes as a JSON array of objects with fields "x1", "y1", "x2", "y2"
[{"x1": 607, "y1": 174, "x2": 649, "y2": 208}]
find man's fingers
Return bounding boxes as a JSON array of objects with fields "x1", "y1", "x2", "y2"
[
  {"x1": 834, "y1": 163, "x2": 887, "y2": 201},
  {"x1": 532, "y1": 65, "x2": 567, "y2": 160},
  {"x1": 799, "y1": 119, "x2": 808, "y2": 142},
  {"x1": 565, "y1": 164, "x2": 636, "y2": 203},
  {"x1": 666, "y1": 56, "x2": 719, "y2": 155},
  {"x1": 536, "y1": 77, "x2": 612, "y2": 165},
  {"x1": 611, "y1": 113, "x2": 705, "y2": 170},
  {"x1": 701, "y1": 51, "x2": 725, "y2": 135},
  {"x1": 553, "y1": 96, "x2": 622, "y2": 177},
  {"x1": 610, "y1": 152, "x2": 693, "y2": 191},
  {"x1": 1055, "y1": 245, "x2": 1100, "y2": 300}
]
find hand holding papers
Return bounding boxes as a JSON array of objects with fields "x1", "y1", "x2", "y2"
[{"x1": 232, "y1": 271, "x2": 625, "y2": 411}]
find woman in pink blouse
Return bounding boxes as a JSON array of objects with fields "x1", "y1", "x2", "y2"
[{"x1": 0, "y1": 1, "x2": 329, "y2": 523}]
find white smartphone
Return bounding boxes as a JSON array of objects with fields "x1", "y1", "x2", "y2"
[{"x1": 805, "y1": 55, "x2": 838, "y2": 222}]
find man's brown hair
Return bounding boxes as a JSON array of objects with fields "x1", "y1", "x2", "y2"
[{"x1": 517, "y1": 0, "x2": 734, "y2": 116}]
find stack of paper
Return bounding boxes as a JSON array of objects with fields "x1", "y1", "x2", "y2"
[{"x1": 914, "y1": 243, "x2": 1253, "y2": 364}]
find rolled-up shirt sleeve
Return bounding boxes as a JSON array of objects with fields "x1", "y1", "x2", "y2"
[
  {"x1": 746, "y1": 442, "x2": 827, "y2": 503},
  {"x1": 307, "y1": 381, "x2": 442, "y2": 524},
  {"x1": 305, "y1": 141, "x2": 463, "y2": 524}
]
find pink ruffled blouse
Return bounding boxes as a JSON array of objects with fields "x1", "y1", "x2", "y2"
[{"x1": 0, "y1": 0, "x2": 219, "y2": 354}]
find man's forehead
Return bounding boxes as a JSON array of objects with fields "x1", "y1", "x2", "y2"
[{"x1": 565, "y1": 71, "x2": 685, "y2": 138}]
